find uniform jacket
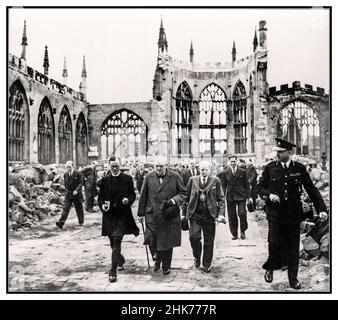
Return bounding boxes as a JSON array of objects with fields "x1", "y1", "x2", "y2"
[
  {"x1": 183, "y1": 175, "x2": 225, "y2": 220},
  {"x1": 183, "y1": 168, "x2": 200, "y2": 186},
  {"x1": 219, "y1": 167, "x2": 250, "y2": 201},
  {"x1": 137, "y1": 169, "x2": 186, "y2": 251},
  {"x1": 98, "y1": 172, "x2": 139, "y2": 237},
  {"x1": 258, "y1": 160, "x2": 327, "y2": 223},
  {"x1": 64, "y1": 170, "x2": 83, "y2": 200}
]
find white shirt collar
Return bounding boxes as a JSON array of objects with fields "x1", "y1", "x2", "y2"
[{"x1": 282, "y1": 160, "x2": 291, "y2": 168}]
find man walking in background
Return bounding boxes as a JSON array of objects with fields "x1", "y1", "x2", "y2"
[
  {"x1": 218, "y1": 156, "x2": 251, "y2": 240},
  {"x1": 56, "y1": 160, "x2": 84, "y2": 229}
]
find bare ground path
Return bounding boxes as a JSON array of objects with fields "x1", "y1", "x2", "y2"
[{"x1": 8, "y1": 202, "x2": 329, "y2": 292}]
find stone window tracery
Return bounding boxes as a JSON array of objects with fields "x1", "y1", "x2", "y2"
[
  {"x1": 58, "y1": 106, "x2": 73, "y2": 164},
  {"x1": 233, "y1": 81, "x2": 248, "y2": 154},
  {"x1": 38, "y1": 98, "x2": 55, "y2": 164},
  {"x1": 76, "y1": 113, "x2": 88, "y2": 167},
  {"x1": 175, "y1": 82, "x2": 192, "y2": 157},
  {"x1": 100, "y1": 109, "x2": 147, "y2": 159},
  {"x1": 199, "y1": 84, "x2": 227, "y2": 157},
  {"x1": 277, "y1": 101, "x2": 320, "y2": 158}
]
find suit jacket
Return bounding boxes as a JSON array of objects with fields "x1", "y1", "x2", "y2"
[
  {"x1": 98, "y1": 172, "x2": 139, "y2": 236},
  {"x1": 219, "y1": 167, "x2": 250, "y2": 201},
  {"x1": 183, "y1": 175, "x2": 225, "y2": 220},
  {"x1": 183, "y1": 168, "x2": 200, "y2": 186},
  {"x1": 64, "y1": 170, "x2": 83, "y2": 200},
  {"x1": 137, "y1": 169, "x2": 186, "y2": 251}
]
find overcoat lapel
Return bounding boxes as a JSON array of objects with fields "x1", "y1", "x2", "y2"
[{"x1": 157, "y1": 170, "x2": 171, "y2": 192}]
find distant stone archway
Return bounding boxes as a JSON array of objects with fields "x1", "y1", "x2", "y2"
[
  {"x1": 100, "y1": 109, "x2": 148, "y2": 159},
  {"x1": 76, "y1": 112, "x2": 88, "y2": 167},
  {"x1": 58, "y1": 106, "x2": 73, "y2": 164},
  {"x1": 38, "y1": 97, "x2": 55, "y2": 165},
  {"x1": 8, "y1": 80, "x2": 30, "y2": 163}
]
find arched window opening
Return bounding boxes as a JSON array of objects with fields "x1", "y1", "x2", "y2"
[
  {"x1": 233, "y1": 81, "x2": 248, "y2": 154},
  {"x1": 100, "y1": 109, "x2": 147, "y2": 159},
  {"x1": 38, "y1": 98, "x2": 55, "y2": 164},
  {"x1": 277, "y1": 101, "x2": 321, "y2": 158},
  {"x1": 9, "y1": 81, "x2": 29, "y2": 163},
  {"x1": 76, "y1": 113, "x2": 88, "y2": 167},
  {"x1": 58, "y1": 106, "x2": 73, "y2": 164},
  {"x1": 199, "y1": 84, "x2": 227, "y2": 157},
  {"x1": 175, "y1": 82, "x2": 192, "y2": 157}
]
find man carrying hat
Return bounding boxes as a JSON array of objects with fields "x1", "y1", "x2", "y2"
[
  {"x1": 137, "y1": 156, "x2": 186, "y2": 275},
  {"x1": 258, "y1": 138, "x2": 328, "y2": 290}
]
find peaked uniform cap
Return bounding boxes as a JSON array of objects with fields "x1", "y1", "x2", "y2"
[{"x1": 274, "y1": 138, "x2": 296, "y2": 151}]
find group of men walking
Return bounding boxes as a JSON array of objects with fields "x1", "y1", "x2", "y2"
[{"x1": 55, "y1": 137, "x2": 328, "y2": 290}]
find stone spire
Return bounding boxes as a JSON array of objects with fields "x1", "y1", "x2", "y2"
[
  {"x1": 81, "y1": 55, "x2": 87, "y2": 78},
  {"x1": 232, "y1": 40, "x2": 237, "y2": 67},
  {"x1": 21, "y1": 20, "x2": 28, "y2": 60},
  {"x1": 189, "y1": 40, "x2": 194, "y2": 63},
  {"x1": 62, "y1": 57, "x2": 68, "y2": 86},
  {"x1": 158, "y1": 16, "x2": 168, "y2": 54},
  {"x1": 43, "y1": 45, "x2": 49, "y2": 76},
  {"x1": 79, "y1": 55, "x2": 87, "y2": 98},
  {"x1": 253, "y1": 27, "x2": 258, "y2": 52}
]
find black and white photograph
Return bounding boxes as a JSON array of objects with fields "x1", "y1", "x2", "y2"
[{"x1": 5, "y1": 5, "x2": 331, "y2": 293}]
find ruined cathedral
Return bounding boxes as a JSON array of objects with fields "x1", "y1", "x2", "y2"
[{"x1": 8, "y1": 19, "x2": 330, "y2": 167}]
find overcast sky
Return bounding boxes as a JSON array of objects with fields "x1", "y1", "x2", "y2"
[{"x1": 8, "y1": 7, "x2": 330, "y2": 104}]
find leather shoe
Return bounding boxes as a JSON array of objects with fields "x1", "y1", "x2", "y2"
[
  {"x1": 201, "y1": 265, "x2": 212, "y2": 273},
  {"x1": 109, "y1": 271, "x2": 117, "y2": 283},
  {"x1": 290, "y1": 279, "x2": 301, "y2": 290},
  {"x1": 232, "y1": 235, "x2": 238, "y2": 240},
  {"x1": 240, "y1": 232, "x2": 246, "y2": 240},
  {"x1": 163, "y1": 269, "x2": 171, "y2": 275},
  {"x1": 264, "y1": 270, "x2": 273, "y2": 283},
  {"x1": 56, "y1": 221, "x2": 63, "y2": 229},
  {"x1": 153, "y1": 260, "x2": 161, "y2": 272},
  {"x1": 194, "y1": 257, "x2": 200, "y2": 268}
]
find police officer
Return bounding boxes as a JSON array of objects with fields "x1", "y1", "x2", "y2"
[{"x1": 258, "y1": 138, "x2": 328, "y2": 290}]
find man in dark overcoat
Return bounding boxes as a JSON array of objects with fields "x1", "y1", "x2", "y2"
[
  {"x1": 138, "y1": 156, "x2": 186, "y2": 275},
  {"x1": 56, "y1": 161, "x2": 84, "y2": 229},
  {"x1": 183, "y1": 160, "x2": 226, "y2": 272},
  {"x1": 98, "y1": 156, "x2": 139, "y2": 283},
  {"x1": 258, "y1": 138, "x2": 328, "y2": 290},
  {"x1": 82, "y1": 161, "x2": 98, "y2": 212},
  {"x1": 218, "y1": 156, "x2": 251, "y2": 240}
]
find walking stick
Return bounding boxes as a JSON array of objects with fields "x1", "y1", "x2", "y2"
[{"x1": 141, "y1": 219, "x2": 150, "y2": 269}]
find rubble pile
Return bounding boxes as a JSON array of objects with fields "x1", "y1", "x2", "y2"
[{"x1": 8, "y1": 164, "x2": 67, "y2": 231}]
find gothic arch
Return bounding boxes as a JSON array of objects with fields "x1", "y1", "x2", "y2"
[
  {"x1": 100, "y1": 109, "x2": 147, "y2": 159},
  {"x1": 174, "y1": 81, "x2": 193, "y2": 157},
  {"x1": 198, "y1": 83, "x2": 227, "y2": 157},
  {"x1": 233, "y1": 80, "x2": 248, "y2": 154},
  {"x1": 38, "y1": 97, "x2": 55, "y2": 164},
  {"x1": 276, "y1": 99, "x2": 321, "y2": 158},
  {"x1": 58, "y1": 106, "x2": 73, "y2": 164},
  {"x1": 76, "y1": 112, "x2": 88, "y2": 167},
  {"x1": 8, "y1": 80, "x2": 30, "y2": 163}
]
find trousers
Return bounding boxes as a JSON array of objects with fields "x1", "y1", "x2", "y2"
[
  {"x1": 227, "y1": 200, "x2": 248, "y2": 237},
  {"x1": 189, "y1": 217, "x2": 216, "y2": 268},
  {"x1": 108, "y1": 235, "x2": 125, "y2": 275},
  {"x1": 262, "y1": 220, "x2": 300, "y2": 283},
  {"x1": 59, "y1": 197, "x2": 84, "y2": 226}
]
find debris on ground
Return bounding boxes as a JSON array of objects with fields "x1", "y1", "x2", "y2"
[{"x1": 8, "y1": 164, "x2": 68, "y2": 232}]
